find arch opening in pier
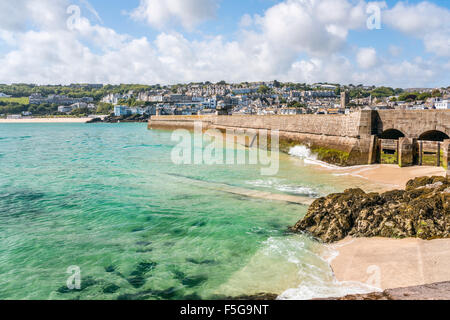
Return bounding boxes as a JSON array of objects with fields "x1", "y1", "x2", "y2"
[
  {"x1": 418, "y1": 130, "x2": 449, "y2": 142},
  {"x1": 379, "y1": 129, "x2": 405, "y2": 140},
  {"x1": 377, "y1": 129, "x2": 406, "y2": 165},
  {"x1": 416, "y1": 131, "x2": 449, "y2": 167}
]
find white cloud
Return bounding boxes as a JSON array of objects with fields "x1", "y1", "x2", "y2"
[
  {"x1": 384, "y1": 1, "x2": 450, "y2": 56},
  {"x1": 0, "y1": 0, "x2": 448, "y2": 88},
  {"x1": 255, "y1": 0, "x2": 367, "y2": 57},
  {"x1": 357, "y1": 47, "x2": 377, "y2": 69},
  {"x1": 130, "y1": 0, "x2": 218, "y2": 30},
  {"x1": 0, "y1": 0, "x2": 68, "y2": 31}
]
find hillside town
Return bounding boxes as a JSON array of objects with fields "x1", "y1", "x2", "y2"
[
  {"x1": 100, "y1": 82, "x2": 450, "y2": 117},
  {"x1": 0, "y1": 82, "x2": 449, "y2": 119}
]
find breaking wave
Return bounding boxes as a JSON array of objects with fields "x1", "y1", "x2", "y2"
[
  {"x1": 259, "y1": 236, "x2": 381, "y2": 300},
  {"x1": 246, "y1": 179, "x2": 320, "y2": 198},
  {"x1": 288, "y1": 145, "x2": 339, "y2": 169}
]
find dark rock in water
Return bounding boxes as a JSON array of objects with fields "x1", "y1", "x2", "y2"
[
  {"x1": 164, "y1": 241, "x2": 175, "y2": 247},
  {"x1": 291, "y1": 176, "x2": 450, "y2": 243},
  {"x1": 136, "y1": 241, "x2": 152, "y2": 246},
  {"x1": 191, "y1": 221, "x2": 207, "y2": 227},
  {"x1": 116, "y1": 287, "x2": 180, "y2": 300},
  {"x1": 93, "y1": 114, "x2": 150, "y2": 124},
  {"x1": 104, "y1": 265, "x2": 116, "y2": 273},
  {"x1": 136, "y1": 248, "x2": 153, "y2": 253},
  {"x1": 172, "y1": 270, "x2": 186, "y2": 280},
  {"x1": 171, "y1": 228, "x2": 187, "y2": 235},
  {"x1": 117, "y1": 292, "x2": 152, "y2": 300},
  {"x1": 103, "y1": 283, "x2": 120, "y2": 294},
  {"x1": 183, "y1": 293, "x2": 202, "y2": 300},
  {"x1": 126, "y1": 261, "x2": 157, "y2": 288},
  {"x1": 80, "y1": 276, "x2": 98, "y2": 290},
  {"x1": 127, "y1": 275, "x2": 146, "y2": 288},
  {"x1": 57, "y1": 276, "x2": 98, "y2": 293},
  {"x1": 135, "y1": 261, "x2": 157, "y2": 274},
  {"x1": 86, "y1": 117, "x2": 103, "y2": 123},
  {"x1": 186, "y1": 258, "x2": 217, "y2": 265},
  {"x1": 57, "y1": 286, "x2": 72, "y2": 294},
  {"x1": 181, "y1": 275, "x2": 208, "y2": 288},
  {"x1": 152, "y1": 287, "x2": 179, "y2": 300},
  {"x1": 131, "y1": 227, "x2": 144, "y2": 233}
]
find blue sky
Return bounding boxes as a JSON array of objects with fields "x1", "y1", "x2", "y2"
[{"x1": 0, "y1": 0, "x2": 449, "y2": 87}]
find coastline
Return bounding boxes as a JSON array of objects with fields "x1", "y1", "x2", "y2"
[
  {"x1": 293, "y1": 158, "x2": 450, "y2": 298},
  {"x1": 327, "y1": 237, "x2": 450, "y2": 291},
  {"x1": 320, "y1": 163, "x2": 446, "y2": 190},
  {"x1": 0, "y1": 118, "x2": 92, "y2": 123}
]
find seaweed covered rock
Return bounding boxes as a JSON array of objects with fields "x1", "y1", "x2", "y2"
[{"x1": 292, "y1": 176, "x2": 450, "y2": 243}]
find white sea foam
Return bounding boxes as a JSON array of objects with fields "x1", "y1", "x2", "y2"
[
  {"x1": 246, "y1": 179, "x2": 320, "y2": 197},
  {"x1": 277, "y1": 280, "x2": 380, "y2": 300},
  {"x1": 218, "y1": 234, "x2": 380, "y2": 300},
  {"x1": 289, "y1": 145, "x2": 376, "y2": 172},
  {"x1": 259, "y1": 236, "x2": 381, "y2": 300},
  {"x1": 289, "y1": 145, "x2": 318, "y2": 160},
  {"x1": 289, "y1": 145, "x2": 342, "y2": 169}
]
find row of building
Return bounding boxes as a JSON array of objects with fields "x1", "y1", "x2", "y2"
[
  {"x1": 30, "y1": 94, "x2": 94, "y2": 105},
  {"x1": 57, "y1": 102, "x2": 97, "y2": 113}
]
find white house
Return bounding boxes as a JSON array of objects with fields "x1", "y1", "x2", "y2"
[
  {"x1": 58, "y1": 105, "x2": 73, "y2": 113},
  {"x1": 435, "y1": 100, "x2": 450, "y2": 110},
  {"x1": 101, "y1": 93, "x2": 123, "y2": 104},
  {"x1": 0, "y1": 93, "x2": 11, "y2": 98}
]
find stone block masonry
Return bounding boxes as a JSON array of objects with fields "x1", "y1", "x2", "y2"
[
  {"x1": 149, "y1": 111, "x2": 374, "y2": 166},
  {"x1": 148, "y1": 110, "x2": 450, "y2": 167}
]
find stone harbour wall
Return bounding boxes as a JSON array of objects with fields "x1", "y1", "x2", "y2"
[{"x1": 148, "y1": 111, "x2": 375, "y2": 166}]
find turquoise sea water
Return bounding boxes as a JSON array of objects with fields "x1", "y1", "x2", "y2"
[{"x1": 0, "y1": 123, "x2": 380, "y2": 300}]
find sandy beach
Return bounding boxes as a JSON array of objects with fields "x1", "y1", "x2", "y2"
[
  {"x1": 0, "y1": 118, "x2": 92, "y2": 123},
  {"x1": 327, "y1": 237, "x2": 450, "y2": 290},
  {"x1": 328, "y1": 164, "x2": 447, "y2": 190},
  {"x1": 317, "y1": 164, "x2": 450, "y2": 294}
]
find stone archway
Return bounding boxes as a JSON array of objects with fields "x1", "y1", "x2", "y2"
[
  {"x1": 380, "y1": 129, "x2": 405, "y2": 140},
  {"x1": 419, "y1": 130, "x2": 450, "y2": 142},
  {"x1": 377, "y1": 129, "x2": 406, "y2": 165},
  {"x1": 417, "y1": 131, "x2": 450, "y2": 167}
]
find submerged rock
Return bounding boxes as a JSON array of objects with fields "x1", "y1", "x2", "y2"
[
  {"x1": 103, "y1": 283, "x2": 120, "y2": 294},
  {"x1": 181, "y1": 275, "x2": 208, "y2": 288},
  {"x1": 104, "y1": 265, "x2": 116, "y2": 273},
  {"x1": 292, "y1": 176, "x2": 450, "y2": 243}
]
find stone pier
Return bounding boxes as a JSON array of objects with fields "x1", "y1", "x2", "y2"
[
  {"x1": 148, "y1": 110, "x2": 450, "y2": 167},
  {"x1": 443, "y1": 139, "x2": 450, "y2": 170},
  {"x1": 398, "y1": 138, "x2": 414, "y2": 167}
]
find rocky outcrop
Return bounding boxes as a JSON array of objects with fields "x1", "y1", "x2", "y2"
[
  {"x1": 320, "y1": 281, "x2": 450, "y2": 300},
  {"x1": 88, "y1": 114, "x2": 150, "y2": 123},
  {"x1": 291, "y1": 176, "x2": 450, "y2": 243}
]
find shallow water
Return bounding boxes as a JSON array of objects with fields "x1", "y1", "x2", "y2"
[{"x1": 0, "y1": 123, "x2": 380, "y2": 300}]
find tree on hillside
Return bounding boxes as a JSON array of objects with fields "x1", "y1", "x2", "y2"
[
  {"x1": 258, "y1": 85, "x2": 270, "y2": 94},
  {"x1": 417, "y1": 92, "x2": 432, "y2": 101},
  {"x1": 398, "y1": 93, "x2": 418, "y2": 101},
  {"x1": 432, "y1": 89, "x2": 442, "y2": 98},
  {"x1": 371, "y1": 87, "x2": 394, "y2": 98}
]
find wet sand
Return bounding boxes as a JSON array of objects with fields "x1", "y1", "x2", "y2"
[
  {"x1": 0, "y1": 118, "x2": 91, "y2": 123},
  {"x1": 328, "y1": 237, "x2": 450, "y2": 290},
  {"x1": 163, "y1": 173, "x2": 315, "y2": 206},
  {"x1": 327, "y1": 164, "x2": 446, "y2": 190}
]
